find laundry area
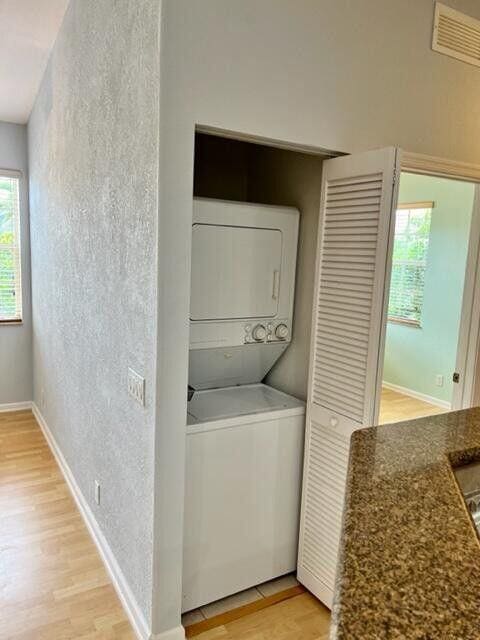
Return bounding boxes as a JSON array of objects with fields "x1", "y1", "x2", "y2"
[{"x1": 182, "y1": 133, "x2": 329, "y2": 614}]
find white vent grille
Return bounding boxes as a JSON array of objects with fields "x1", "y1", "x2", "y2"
[
  {"x1": 299, "y1": 420, "x2": 349, "y2": 593},
  {"x1": 311, "y1": 173, "x2": 383, "y2": 423},
  {"x1": 432, "y1": 2, "x2": 480, "y2": 68}
]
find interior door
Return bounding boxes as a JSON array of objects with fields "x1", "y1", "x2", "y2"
[
  {"x1": 452, "y1": 184, "x2": 480, "y2": 410},
  {"x1": 297, "y1": 147, "x2": 400, "y2": 607}
]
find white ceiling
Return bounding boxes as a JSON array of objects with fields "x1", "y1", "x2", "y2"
[{"x1": 0, "y1": 0, "x2": 69, "y2": 124}]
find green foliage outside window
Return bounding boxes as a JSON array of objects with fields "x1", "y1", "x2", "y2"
[
  {"x1": 388, "y1": 206, "x2": 432, "y2": 325},
  {"x1": 0, "y1": 176, "x2": 20, "y2": 320}
]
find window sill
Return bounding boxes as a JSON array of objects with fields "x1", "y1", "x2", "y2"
[
  {"x1": 0, "y1": 319, "x2": 23, "y2": 326},
  {"x1": 388, "y1": 317, "x2": 421, "y2": 328}
]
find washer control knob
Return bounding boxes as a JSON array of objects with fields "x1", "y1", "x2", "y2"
[
  {"x1": 252, "y1": 324, "x2": 267, "y2": 342},
  {"x1": 275, "y1": 323, "x2": 289, "y2": 340}
]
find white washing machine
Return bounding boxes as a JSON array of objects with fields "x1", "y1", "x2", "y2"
[
  {"x1": 183, "y1": 384, "x2": 305, "y2": 612},
  {"x1": 189, "y1": 198, "x2": 300, "y2": 390},
  {"x1": 183, "y1": 198, "x2": 305, "y2": 612}
]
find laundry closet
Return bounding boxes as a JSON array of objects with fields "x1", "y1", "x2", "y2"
[
  {"x1": 182, "y1": 133, "x2": 327, "y2": 613},
  {"x1": 182, "y1": 133, "x2": 400, "y2": 613}
]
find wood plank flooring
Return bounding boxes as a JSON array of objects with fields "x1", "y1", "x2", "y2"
[
  {"x1": 0, "y1": 389, "x2": 448, "y2": 640},
  {"x1": 379, "y1": 387, "x2": 447, "y2": 425},
  {"x1": 185, "y1": 586, "x2": 307, "y2": 637},
  {"x1": 190, "y1": 592, "x2": 330, "y2": 640},
  {"x1": 0, "y1": 410, "x2": 135, "y2": 640}
]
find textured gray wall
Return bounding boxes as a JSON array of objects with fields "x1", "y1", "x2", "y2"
[
  {"x1": 0, "y1": 122, "x2": 32, "y2": 405},
  {"x1": 28, "y1": 0, "x2": 160, "y2": 626}
]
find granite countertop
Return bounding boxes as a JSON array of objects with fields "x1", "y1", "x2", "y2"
[{"x1": 331, "y1": 407, "x2": 480, "y2": 640}]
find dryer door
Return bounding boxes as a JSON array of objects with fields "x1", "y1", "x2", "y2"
[{"x1": 190, "y1": 224, "x2": 282, "y2": 321}]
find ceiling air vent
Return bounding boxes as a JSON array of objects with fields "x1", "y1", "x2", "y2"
[{"x1": 432, "y1": 2, "x2": 480, "y2": 67}]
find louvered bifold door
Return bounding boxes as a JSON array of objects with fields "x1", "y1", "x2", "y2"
[{"x1": 297, "y1": 148, "x2": 400, "y2": 607}]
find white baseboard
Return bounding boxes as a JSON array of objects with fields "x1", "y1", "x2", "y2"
[
  {"x1": 151, "y1": 627, "x2": 185, "y2": 640},
  {"x1": 0, "y1": 400, "x2": 32, "y2": 413},
  {"x1": 31, "y1": 403, "x2": 157, "y2": 640},
  {"x1": 382, "y1": 381, "x2": 451, "y2": 409}
]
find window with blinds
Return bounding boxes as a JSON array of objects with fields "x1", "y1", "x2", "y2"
[
  {"x1": 388, "y1": 202, "x2": 433, "y2": 327},
  {"x1": 0, "y1": 174, "x2": 22, "y2": 323}
]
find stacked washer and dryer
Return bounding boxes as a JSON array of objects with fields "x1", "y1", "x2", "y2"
[{"x1": 182, "y1": 198, "x2": 306, "y2": 613}]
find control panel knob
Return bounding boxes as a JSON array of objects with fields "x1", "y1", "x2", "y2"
[
  {"x1": 252, "y1": 324, "x2": 267, "y2": 342},
  {"x1": 275, "y1": 323, "x2": 289, "y2": 340}
]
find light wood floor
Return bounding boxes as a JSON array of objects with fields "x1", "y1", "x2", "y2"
[
  {"x1": 2, "y1": 411, "x2": 331, "y2": 640},
  {"x1": 0, "y1": 410, "x2": 135, "y2": 640},
  {"x1": 0, "y1": 392, "x2": 447, "y2": 640},
  {"x1": 191, "y1": 592, "x2": 330, "y2": 640},
  {"x1": 379, "y1": 387, "x2": 447, "y2": 425}
]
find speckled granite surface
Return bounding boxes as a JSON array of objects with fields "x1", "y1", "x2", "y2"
[{"x1": 331, "y1": 407, "x2": 480, "y2": 640}]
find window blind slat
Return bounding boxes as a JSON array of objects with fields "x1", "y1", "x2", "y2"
[{"x1": 0, "y1": 175, "x2": 22, "y2": 322}]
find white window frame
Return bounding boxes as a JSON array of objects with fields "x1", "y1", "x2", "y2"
[
  {"x1": 0, "y1": 170, "x2": 23, "y2": 324},
  {"x1": 388, "y1": 200, "x2": 434, "y2": 328}
]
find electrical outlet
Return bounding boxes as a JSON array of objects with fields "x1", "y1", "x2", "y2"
[
  {"x1": 436, "y1": 374, "x2": 444, "y2": 387},
  {"x1": 128, "y1": 368, "x2": 145, "y2": 406},
  {"x1": 94, "y1": 480, "x2": 101, "y2": 505}
]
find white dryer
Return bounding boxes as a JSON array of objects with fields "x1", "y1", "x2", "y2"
[
  {"x1": 183, "y1": 198, "x2": 305, "y2": 612},
  {"x1": 189, "y1": 198, "x2": 299, "y2": 390}
]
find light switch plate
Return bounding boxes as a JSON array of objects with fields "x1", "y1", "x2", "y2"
[{"x1": 128, "y1": 367, "x2": 145, "y2": 406}]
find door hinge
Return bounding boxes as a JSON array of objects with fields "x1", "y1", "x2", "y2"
[{"x1": 453, "y1": 372, "x2": 460, "y2": 383}]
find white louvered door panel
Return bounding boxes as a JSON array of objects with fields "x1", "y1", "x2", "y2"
[{"x1": 298, "y1": 148, "x2": 400, "y2": 607}]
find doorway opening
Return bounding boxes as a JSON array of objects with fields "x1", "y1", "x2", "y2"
[{"x1": 379, "y1": 171, "x2": 478, "y2": 424}]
